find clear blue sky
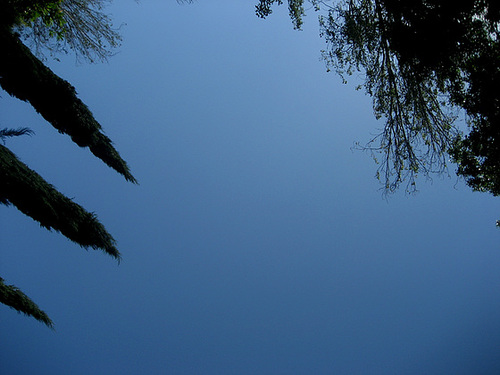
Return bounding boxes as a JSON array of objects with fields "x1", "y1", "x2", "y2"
[{"x1": 1, "y1": 1, "x2": 500, "y2": 374}]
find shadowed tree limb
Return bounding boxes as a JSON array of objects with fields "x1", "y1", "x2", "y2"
[
  {"x1": 0, "y1": 26, "x2": 136, "y2": 184},
  {"x1": 0, "y1": 144, "x2": 121, "y2": 260},
  {"x1": 0, "y1": 277, "x2": 54, "y2": 329}
]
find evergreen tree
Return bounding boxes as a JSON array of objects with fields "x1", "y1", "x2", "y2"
[{"x1": 0, "y1": 0, "x2": 134, "y2": 327}]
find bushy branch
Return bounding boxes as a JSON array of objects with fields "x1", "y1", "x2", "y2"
[
  {"x1": 0, "y1": 27, "x2": 136, "y2": 183},
  {"x1": 0, "y1": 277, "x2": 54, "y2": 329},
  {"x1": 256, "y1": 0, "x2": 305, "y2": 29},
  {"x1": 0, "y1": 144, "x2": 121, "y2": 260},
  {"x1": 319, "y1": 0, "x2": 458, "y2": 193},
  {"x1": 17, "y1": 0, "x2": 121, "y2": 62}
]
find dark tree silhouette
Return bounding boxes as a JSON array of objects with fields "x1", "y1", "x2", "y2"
[
  {"x1": 257, "y1": 0, "x2": 500, "y2": 197},
  {"x1": 0, "y1": 0, "x2": 134, "y2": 327},
  {"x1": 0, "y1": 277, "x2": 53, "y2": 328}
]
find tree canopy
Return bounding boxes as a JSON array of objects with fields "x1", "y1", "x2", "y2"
[
  {"x1": 3, "y1": 0, "x2": 500, "y2": 328},
  {"x1": 0, "y1": 0, "x2": 133, "y2": 327},
  {"x1": 257, "y1": 0, "x2": 500, "y2": 197}
]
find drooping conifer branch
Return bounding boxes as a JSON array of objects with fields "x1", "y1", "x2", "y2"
[
  {"x1": 0, "y1": 145, "x2": 121, "y2": 260},
  {"x1": 0, "y1": 1, "x2": 129, "y2": 328},
  {"x1": 0, "y1": 27, "x2": 136, "y2": 183},
  {"x1": 0, "y1": 277, "x2": 54, "y2": 329}
]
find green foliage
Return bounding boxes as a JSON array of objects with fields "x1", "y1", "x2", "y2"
[
  {"x1": 0, "y1": 277, "x2": 54, "y2": 328},
  {"x1": 0, "y1": 26, "x2": 136, "y2": 182},
  {"x1": 256, "y1": 0, "x2": 305, "y2": 29},
  {"x1": 318, "y1": 0, "x2": 457, "y2": 192},
  {"x1": 258, "y1": 0, "x2": 500, "y2": 198},
  {"x1": 447, "y1": 39, "x2": 500, "y2": 196},
  {"x1": 0, "y1": 0, "x2": 132, "y2": 326},
  {"x1": 2, "y1": 0, "x2": 65, "y2": 27},
  {"x1": 0, "y1": 144, "x2": 121, "y2": 259},
  {"x1": 371, "y1": 0, "x2": 500, "y2": 195},
  {"x1": 8, "y1": 0, "x2": 122, "y2": 62}
]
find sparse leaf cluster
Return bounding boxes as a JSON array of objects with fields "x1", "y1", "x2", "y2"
[
  {"x1": 256, "y1": 0, "x2": 305, "y2": 29},
  {"x1": 258, "y1": 0, "x2": 500, "y2": 198},
  {"x1": 13, "y1": 0, "x2": 122, "y2": 62},
  {"x1": 319, "y1": 0, "x2": 458, "y2": 192}
]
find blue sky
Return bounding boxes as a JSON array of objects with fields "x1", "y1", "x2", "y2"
[{"x1": 1, "y1": 1, "x2": 500, "y2": 374}]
